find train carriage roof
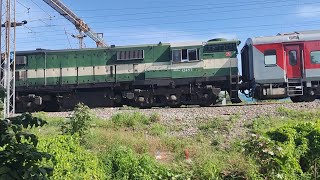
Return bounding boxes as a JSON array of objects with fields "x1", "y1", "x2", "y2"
[{"x1": 247, "y1": 30, "x2": 320, "y2": 45}]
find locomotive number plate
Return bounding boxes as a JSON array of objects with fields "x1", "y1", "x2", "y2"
[{"x1": 182, "y1": 68, "x2": 193, "y2": 72}]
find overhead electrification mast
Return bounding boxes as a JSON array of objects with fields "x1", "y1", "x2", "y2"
[
  {"x1": 0, "y1": 0, "x2": 26, "y2": 118},
  {"x1": 43, "y1": 0, "x2": 108, "y2": 48}
]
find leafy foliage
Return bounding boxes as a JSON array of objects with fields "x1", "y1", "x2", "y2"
[
  {"x1": 191, "y1": 159, "x2": 219, "y2": 180},
  {"x1": 149, "y1": 123, "x2": 166, "y2": 136},
  {"x1": 100, "y1": 145, "x2": 177, "y2": 180},
  {"x1": 149, "y1": 113, "x2": 161, "y2": 123},
  {"x1": 61, "y1": 103, "x2": 93, "y2": 139},
  {"x1": 111, "y1": 112, "x2": 152, "y2": 128},
  {"x1": 0, "y1": 113, "x2": 52, "y2": 179},
  {"x1": 38, "y1": 135, "x2": 105, "y2": 180},
  {"x1": 245, "y1": 121, "x2": 320, "y2": 179},
  {"x1": 277, "y1": 106, "x2": 320, "y2": 120}
]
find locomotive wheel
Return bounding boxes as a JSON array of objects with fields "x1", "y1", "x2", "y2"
[
  {"x1": 199, "y1": 93, "x2": 217, "y2": 107},
  {"x1": 301, "y1": 95, "x2": 316, "y2": 102},
  {"x1": 290, "y1": 95, "x2": 316, "y2": 103},
  {"x1": 167, "y1": 94, "x2": 181, "y2": 108},
  {"x1": 290, "y1": 96, "x2": 303, "y2": 103},
  {"x1": 133, "y1": 95, "x2": 154, "y2": 109},
  {"x1": 230, "y1": 97, "x2": 242, "y2": 104}
]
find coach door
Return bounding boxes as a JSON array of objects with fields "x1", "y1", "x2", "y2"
[{"x1": 284, "y1": 45, "x2": 302, "y2": 78}]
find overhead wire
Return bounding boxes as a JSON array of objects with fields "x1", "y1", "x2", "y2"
[
  {"x1": 21, "y1": 0, "x2": 302, "y2": 14},
  {"x1": 15, "y1": 19, "x2": 320, "y2": 39},
  {"x1": 64, "y1": 28, "x2": 73, "y2": 49},
  {"x1": 17, "y1": 0, "x2": 30, "y2": 12},
  {"x1": 14, "y1": 0, "x2": 319, "y2": 49},
  {"x1": 29, "y1": 0, "x2": 53, "y2": 18},
  {"x1": 19, "y1": 0, "x2": 312, "y2": 35},
  {"x1": 24, "y1": 8, "x2": 320, "y2": 30},
  {"x1": 26, "y1": 0, "x2": 306, "y2": 24},
  {"x1": 16, "y1": 22, "x2": 320, "y2": 45}
]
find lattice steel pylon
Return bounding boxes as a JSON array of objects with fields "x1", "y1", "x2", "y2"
[{"x1": 0, "y1": 0, "x2": 16, "y2": 118}]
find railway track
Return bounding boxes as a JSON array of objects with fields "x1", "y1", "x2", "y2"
[
  {"x1": 45, "y1": 100, "x2": 320, "y2": 120},
  {"x1": 40, "y1": 100, "x2": 320, "y2": 142}
]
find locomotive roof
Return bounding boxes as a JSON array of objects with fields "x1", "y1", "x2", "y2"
[
  {"x1": 248, "y1": 30, "x2": 320, "y2": 45},
  {"x1": 17, "y1": 39, "x2": 240, "y2": 54}
]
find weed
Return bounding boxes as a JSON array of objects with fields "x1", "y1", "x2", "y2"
[
  {"x1": 99, "y1": 145, "x2": 179, "y2": 180},
  {"x1": 61, "y1": 103, "x2": 94, "y2": 139},
  {"x1": 33, "y1": 111, "x2": 65, "y2": 127},
  {"x1": 38, "y1": 135, "x2": 106, "y2": 180},
  {"x1": 150, "y1": 123, "x2": 166, "y2": 136},
  {"x1": 277, "y1": 106, "x2": 320, "y2": 121},
  {"x1": 211, "y1": 134, "x2": 224, "y2": 147},
  {"x1": 198, "y1": 117, "x2": 233, "y2": 134},
  {"x1": 119, "y1": 105, "x2": 138, "y2": 110},
  {"x1": 149, "y1": 113, "x2": 161, "y2": 123},
  {"x1": 111, "y1": 112, "x2": 151, "y2": 128}
]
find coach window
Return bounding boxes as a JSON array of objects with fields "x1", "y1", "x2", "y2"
[
  {"x1": 264, "y1": 49, "x2": 277, "y2": 66},
  {"x1": 311, "y1": 51, "x2": 320, "y2": 64},
  {"x1": 289, "y1": 50, "x2": 297, "y2": 66}
]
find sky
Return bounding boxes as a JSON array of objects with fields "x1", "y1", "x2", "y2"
[{"x1": 12, "y1": 0, "x2": 320, "y2": 51}]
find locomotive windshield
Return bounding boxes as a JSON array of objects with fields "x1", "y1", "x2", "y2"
[{"x1": 203, "y1": 43, "x2": 237, "y2": 53}]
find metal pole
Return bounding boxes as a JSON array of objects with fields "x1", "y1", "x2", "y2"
[
  {"x1": 5, "y1": 0, "x2": 11, "y2": 118},
  {"x1": 12, "y1": 0, "x2": 16, "y2": 116},
  {"x1": 0, "y1": 0, "x2": 16, "y2": 118}
]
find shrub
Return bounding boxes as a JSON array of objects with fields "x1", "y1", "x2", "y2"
[
  {"x1": 149, "y1": 113, "x2": 161, "y2": 123},
  {"x1": 198, "y1": 118, "x2": 232, "y2": 134},
  {"x1": 245, "y1": 121, "x2": 320, "y2": 179},
  {"x1": 277, "y1": 106, "x2": 320, "y2": 121},
  {"x1": 111, "y1": 112, "x2": 151, "y2": 128},
  {"x1": 100, "y1": 145, "x2": 176, "y2": 179},
  {"x1": 192, "y1": 159, "x2": 219, "y2": 180},
  {"x1": 150, "y1": 123, "x2": 166, "y2": 136},
  {"x1": 0, "y1": 113, "x2": 52, "y2": 179},
  {"x1": 61, "y1": 103, "x2": 93, "y2": 139},
  {"x1": 38, "y1": 135, "x2": 105, "y2": 180}
]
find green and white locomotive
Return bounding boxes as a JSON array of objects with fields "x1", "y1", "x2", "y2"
[{"x1": 15, "y1": 38, "x2": 241, "y2": 112}]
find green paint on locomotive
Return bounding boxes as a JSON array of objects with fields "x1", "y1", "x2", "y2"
[{"x1": 15, "y1": 39, "x2": 240, "y2": 86}]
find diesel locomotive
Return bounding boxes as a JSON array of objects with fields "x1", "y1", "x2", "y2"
[
  {"x1": 15, "y1": 38, "x2": 241, "y2": 112},
  {"x1": 13, "y1": 30, "x2": 320, "y2": 112}
]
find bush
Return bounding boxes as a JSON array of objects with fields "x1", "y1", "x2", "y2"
[
  {"x1": 245, "y1": 121, "x2": 320, "y2": 179},
  {"x1": 198, "y1": 118, "x2": 233, "y2": 134},
  {"x1": 150, "y1": 123, "x2": 166, "y2": 136},
  {"x1": 38, "y1": 135, "x2": 105, "y2": 180},
  {"x1": 111, "y1": 112, "x2": 152, "y2": 128},
  {"x1": 61, "y1": 103, "x2": 93, "y2": 139},
  {"x1": 100, "y1": 145, "x2": 176, "y2": 179},
  {"x1": 149, "y1": 113, "x2": 161, "y2": 123},
  {"x1": 277, "y1": 106, "x2": 320, "y2": 121},
  {"x1": 191, "y1": 159, "x2": 219, "y2": 180},
  {"x1": 0, "y1": 113, "x2": 52, "y2": 179}
]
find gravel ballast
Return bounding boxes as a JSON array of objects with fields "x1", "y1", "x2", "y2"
[
  {"x1": 46, "y1": 101, "x2": 320, "y2": 142},
  {"x1": 47, "y1": 101, "x2": 320, "y2": 122}
]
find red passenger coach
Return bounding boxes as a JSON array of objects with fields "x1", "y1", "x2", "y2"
[{"x1": 241, "y1": 30, "x2": 320, "y2": 102}]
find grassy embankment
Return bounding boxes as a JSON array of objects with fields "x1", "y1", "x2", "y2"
[{"x1": 32, "y1": 105, "x2": 320, "y2": 179}]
